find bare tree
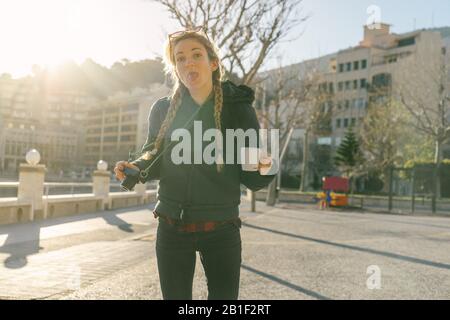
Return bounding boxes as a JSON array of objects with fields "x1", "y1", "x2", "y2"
[
  {"x1": 297, "y1": 72, "x2": 334, "y2": 192},
  {"x1": 154, "y1": 0, "x2": 309, "y2": 208},
  {"x1": 154, "y1": 0, "x2": 308, "y2": 85},
  {"x1": 255, "y1": 61, "x2": 333, "y2": 204}
]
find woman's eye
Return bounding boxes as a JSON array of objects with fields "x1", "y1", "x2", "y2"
[
  {"x1": 176, "y1": 56, "x2": 185, "y2": 62},
  {"x1": 193, "y1": 53, "x2": 202, "y2": 59}
]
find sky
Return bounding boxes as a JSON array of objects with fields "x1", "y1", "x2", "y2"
[{"x1": 1, "y1": 0, "x2": 449, "y2": 79}]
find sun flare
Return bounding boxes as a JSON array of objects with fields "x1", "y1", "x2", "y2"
[{"x1": 0, "y1": 0, "x2": 148, "y2": 77}]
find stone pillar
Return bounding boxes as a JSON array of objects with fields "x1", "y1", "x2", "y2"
[
  {"x1": 18, "y1": 164, "x2": 46, "y2": 221},
  {"x1": 92, "y1": 170, "x2": 110, "y2": 210},
  {"x1": 134, "y1": 183, "x2": 147, "y2": 205}
]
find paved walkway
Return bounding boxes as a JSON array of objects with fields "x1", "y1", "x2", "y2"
[{"x1": 1, "y1": 200, "x2": 450, "y2": 299}]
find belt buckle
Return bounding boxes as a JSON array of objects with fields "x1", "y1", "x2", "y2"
[
  {"x1": 181, "y1": 223, "x2": 196, "y2": 233},
  {"x1": 204, "y1": 222, "x2": 216, "y2": 232}
]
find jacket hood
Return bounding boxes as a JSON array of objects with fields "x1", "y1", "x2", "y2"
[{"x1": 221, "y1": 80, "x2": 255, "y2": 105}]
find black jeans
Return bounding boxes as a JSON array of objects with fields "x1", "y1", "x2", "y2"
[{"x1": 156, "y1": 218, "x2": 242, "y2": 300}]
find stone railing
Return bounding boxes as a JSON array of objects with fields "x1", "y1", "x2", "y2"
[{"x1": 0, "y1": 163, "x2": 157, "y2": 226}]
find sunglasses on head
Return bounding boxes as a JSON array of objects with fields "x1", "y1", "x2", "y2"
[{"x1": 168, "y1": 25, "x2": 210, "y2": 42}]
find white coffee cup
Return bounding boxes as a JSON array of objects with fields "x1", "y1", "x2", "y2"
[{"x1": 240, "y1": 147, "x2": 259, "y2": 171}]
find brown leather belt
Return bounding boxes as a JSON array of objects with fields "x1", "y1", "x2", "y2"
[{"x1": 153, "y1": 210, "x2": 239, "y2": 233}]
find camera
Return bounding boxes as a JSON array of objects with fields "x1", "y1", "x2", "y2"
[{"x1": 120, "y1": 166, "x2": 141, "y2": 191}]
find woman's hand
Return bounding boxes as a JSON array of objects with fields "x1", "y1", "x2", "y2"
[
  {"x1": 114, "y1": 161, "x2": 140, "y2": 181},
  {"x1": 258, "y1": 154, "x2": 276, "y2": 175}
]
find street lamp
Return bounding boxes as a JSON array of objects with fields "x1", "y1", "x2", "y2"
[
  {"x1": 26, "y1": 149, "x2": 40, "y2": 166},
  {"x1": 97, "y1": 160, "x2": 108, "y2": 171}
]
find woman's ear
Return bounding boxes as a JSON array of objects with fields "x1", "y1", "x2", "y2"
[{"x1": 211, "y1": 59, "x2": 219, "y2": 72}]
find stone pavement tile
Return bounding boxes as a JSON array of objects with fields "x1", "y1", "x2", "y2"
[
  {"x1": 3, "y1": 201, "x2": 450, "y2": 300},
  {"x1": 0, "y1": 240, "x2": 152, "y2": 299},
  {"x1": 48, "y1": 203, "x2": 450, "y2": 300}
]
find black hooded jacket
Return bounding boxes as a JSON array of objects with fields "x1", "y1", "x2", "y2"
[{"x1": 132, "y1": 80, "x2": 275, "y2": 222}]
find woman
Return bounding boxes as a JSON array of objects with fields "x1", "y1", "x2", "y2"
[{"x1": 114, "y1": 26, "x2": 276, "y2": 300}]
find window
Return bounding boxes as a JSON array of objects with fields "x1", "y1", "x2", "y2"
[
  {"x1": 104, "y1": 136, "x2": 117, "y2": 142},
  {"x1": 120, "y1": 135, "x2": 135, "y2": 142},
  {"x1": 345, "y1": 100, "x2": 350, "y2": 109},
  {"x1": 357, "y1": 98, "x2": 365, "y2": 109},
  {"x1": 87, "y1": 128, "x2": 101, "y2": 134},
  {"x1": 320, "y1": 103, "x2": 326, "y2": 113},
  {"x1": 105, "y1": 116, "x2": 119, "y2": 124},
  {"x1": 337, "y1": 101, "x2": 342, "y2": 110},
  {"x1": 104, "y1": 126, "x2": 118, "y2": 133},
  {"x1": 344, "y1": 118, "x2": 349, "y2": 128},
  {"x1": 318, "y1": 137, "x2": 332, "y2": 145},
  {"x1": 86, "y1": 137, "x2": 100, "y2": 143},
  {"x1": 121, "y1": 124, "x2": 137, "y2": 132},
  {"x1": 122, "y1": 114, "x2": 137, "y2": 122},
  {"x1": 351, "y1": 118, "x2": 356, "y2": 126},
  {"x1": 338, "y1": 82, "x2": 343, "y2": 91},
  {"x1": 339, "y1": 64, "x2": 344, "y2": 73},
  {"x1": 360, "y1": 78, "x2": 367, "y2": 88},
  {"x1": 353, "y1": 80, "x2": 358, "y2": 89},
  {"x1": 398, "y1": 37, "x2": 415, "y2": 47},
  {"x1": 345, "y1": 81, "x2": 351, "y2": 90},
  {"x1": 361, "y1": 59, "x2": 367, "y2": 69},
  {"x1": 372, "y1": 73, "x2": 392, "y2": 89},
  {"x1": 346, "y1": 62, "x2": 352, "y2": 72},
  {"x1": 327, "y1": 101, "x2": 334, "y2": 112},
  {"x1": 388, "y1": 55, "x2": 397, "y2": 63},
  {"x1": 328, "y1": 82, "x2": 334, "y2": 93},
  {"x1": 336, "y1": 119, "x2": 341, "y2": 128},
  {"x1": 354, "y1": 61, "x2": 359, "y2": 70},
  {"x1": 122, "y1": 103, "x2": 139, "y2": 112}
]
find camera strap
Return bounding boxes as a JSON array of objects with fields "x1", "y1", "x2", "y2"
[{"x1": 139, "y1": 104, "x2": 203, "y2": 180}]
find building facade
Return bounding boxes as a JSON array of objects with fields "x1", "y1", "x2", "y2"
[
  {"x1": 82, "y1": 84, "x2": 170, "y2": 171},
  {"x1": 0, "y1": 75, "x2": 92, "y2": 175},
  {"x1": 259, "y1": 23, "x2": 450, "y2": 188},
  {"x1": 0, "y1": 72, "x2": 170, "y2": 178}
]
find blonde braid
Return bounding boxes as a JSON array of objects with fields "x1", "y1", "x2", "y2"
[{"x1": 213, "y1": 78, "x2": 224, "y2": 172}]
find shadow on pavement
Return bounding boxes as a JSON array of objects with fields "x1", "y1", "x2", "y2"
[
  {"x1": 0, "y1": 224, "x2": 42, "y2": 269},
  {"x1": 241, "y1": 264, "x2": 330, "y2": 300},
  {"x1": 242, "y1": 222, "x2": 450, "y2": 271},
  {"x1": 102, "y1": 213, "x2": 134, "y2": 233}
]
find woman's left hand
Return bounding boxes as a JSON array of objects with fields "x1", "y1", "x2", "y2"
[{"x1": 258, "y1": 154, "x2": 277, "y2": 175}]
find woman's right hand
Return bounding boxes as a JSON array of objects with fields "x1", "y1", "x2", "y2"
[{"x1": 114, "y1": 161, "x2": 140, "y2": 181}]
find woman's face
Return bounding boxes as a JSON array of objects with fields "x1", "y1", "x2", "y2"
[{"x1": 173, "y1": 38, "x2": 218, "y2": 92}]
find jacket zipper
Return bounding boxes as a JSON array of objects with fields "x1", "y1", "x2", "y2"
[{"x1": 180, "y1": 115, "x2": 197, "y2": 221}]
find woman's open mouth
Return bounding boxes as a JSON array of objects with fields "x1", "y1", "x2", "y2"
[{"x1": 187, "y1": 71, "x2": 199, "y2": 82}]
